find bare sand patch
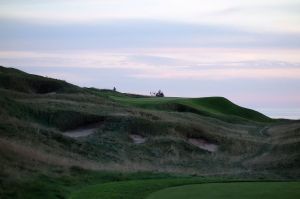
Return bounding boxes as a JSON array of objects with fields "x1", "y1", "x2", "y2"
[
  {"x1": 129, "y1": 134, "x2": 146, "y2": 144},
  {"x1": 63, "y1": 123, "x2": 102, "y2": 138},
  {"x1": 188, "y1": 138, "x2": 218, "y2": 152}
]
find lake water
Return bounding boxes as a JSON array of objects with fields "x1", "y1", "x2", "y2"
[{"x1": 256, "y1": 108, "x2": 300, "y2": 120}]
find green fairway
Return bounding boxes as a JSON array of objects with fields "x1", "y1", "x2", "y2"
[
  {"x1": 69, "y1": 180, "x2": 300, "y2": 199},
  {"x1": 112, "y1": 95, "x2": 272, "y2": 123},
  {"x1": 68, "y1": 178, "x2": 207, "y2": 199},
  {"x1": 146, "y1": 182, "x2": 300, "y2": 199}
]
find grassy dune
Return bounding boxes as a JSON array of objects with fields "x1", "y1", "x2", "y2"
[{"x1": 0, "y1": 66, "x2": 299, "y2": 198}]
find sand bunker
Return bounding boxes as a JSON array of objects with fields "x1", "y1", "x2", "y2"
[
  {"x1": 63, "y1": 123, "x2": 102, "y2": 138},
  {"x1": 129, "y1": 134, "x2": 146, "y2": 144},
  {"x1": 188, "y1": 138, "x2": 218, "y2": 152}
]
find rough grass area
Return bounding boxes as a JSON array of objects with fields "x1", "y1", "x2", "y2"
[
  {"x1": 0, "y1": 66, "x2": 79, "y2": 93},
  {"x1": 146, "y1": 182, "x2": 300, "y2": 199}
]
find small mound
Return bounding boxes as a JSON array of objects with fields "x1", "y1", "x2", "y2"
[{"x1": 188, "y1": 97, "x2": 272, "y2": 123}]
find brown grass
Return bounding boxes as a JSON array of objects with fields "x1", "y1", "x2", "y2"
[{"x1": 0, "y1": 137, "x2": 99, "y2": 170}]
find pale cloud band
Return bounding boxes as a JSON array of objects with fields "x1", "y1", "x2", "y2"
[
  {"x1": 1, "y1": 19, "x2": 300, "y2": 51},
  {"x1": 1, "y1": 0, "x2": 300, "y2": 32},
  {"x1": 1, "y1": 49, "x2": 300, "y2": 80}
]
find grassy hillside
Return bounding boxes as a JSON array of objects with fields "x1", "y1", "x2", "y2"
[
  {"x1": 0, "y1": 66, "x2": 299, "y2": 199},
  {"x1": 0, "y1": 66, "x2": 80, "y2": 93},
  {"x1": 112, "y1": 95, "x2": 272, "y2": 123}
]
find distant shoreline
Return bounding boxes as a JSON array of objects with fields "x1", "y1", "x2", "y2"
[{"x1": 256, "y1": 108, "x2": 300, "y2": 120}]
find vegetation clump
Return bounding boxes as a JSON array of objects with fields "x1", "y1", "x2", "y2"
[{"x1": 150, "y1": 90, "x2": 165, "y2": 97}]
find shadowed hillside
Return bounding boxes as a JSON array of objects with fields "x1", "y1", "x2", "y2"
[{"x1": 0, "y1": 66, "x2": 80, "y2": 93}]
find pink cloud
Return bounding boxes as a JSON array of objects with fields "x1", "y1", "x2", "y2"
[{"x1": 132, "y1": 67, "x2": 300, "y2": 80}]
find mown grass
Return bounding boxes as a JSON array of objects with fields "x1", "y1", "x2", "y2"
[
  {"x1": 0, "y1": 168, "x2": 179, "y2": 199},
  {"x1": 146, "y1": 182, "x2": 300, "y2": 199},
  {"x1": 69, "y1": 177, "x2": 300, "y2": 199},
  {"x1": 69, "y1": 177, "x2": 208, "y2": 199},
  {"x1": 111, "y1": 95, "x2": 273, "y2": 123}
]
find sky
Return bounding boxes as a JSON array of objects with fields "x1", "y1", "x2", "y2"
[{"x1": 0, "y1": 0, "x2": 300, "y2": 118}]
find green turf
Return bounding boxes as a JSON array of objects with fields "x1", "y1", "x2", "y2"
[
  {"x1": 0, "y1": 168, "x2": 175, "y2": 199},
  {"x1": 68, "y1": 178, "x2": 207, "y2": 199},
  {"x1": 146, "y1": 182, "x2": 300, "y2": 199},
  {"x1": 112, "y1": 95, "x2": 272, "y2": 123}
]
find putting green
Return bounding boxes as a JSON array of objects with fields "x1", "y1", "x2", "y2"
[{"x1": 146, "y1": 182, "x2": 300, "y2": 199}]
